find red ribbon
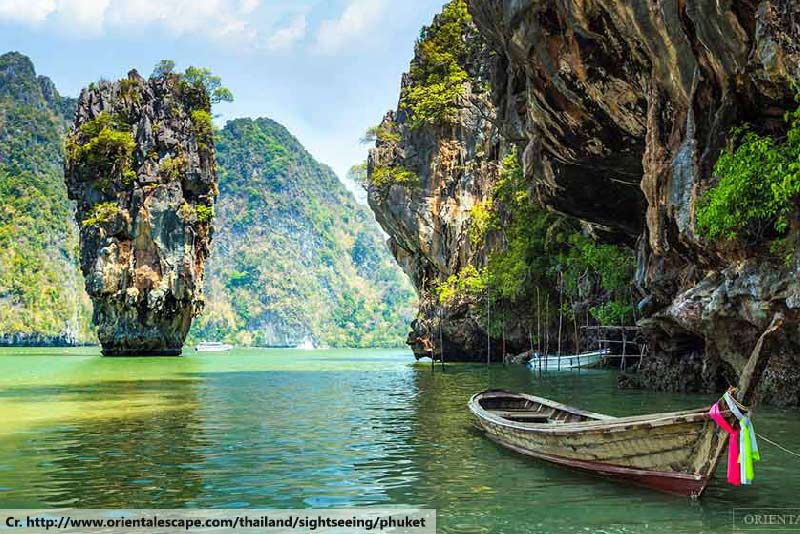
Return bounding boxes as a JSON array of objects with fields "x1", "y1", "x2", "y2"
[{"x1": 709, "y1": 402, "x2": 740, "y2": 486}]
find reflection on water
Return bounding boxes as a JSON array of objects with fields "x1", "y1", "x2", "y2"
[{"x1": 0, "y1": 347, "x2": 799, "y2": 533}]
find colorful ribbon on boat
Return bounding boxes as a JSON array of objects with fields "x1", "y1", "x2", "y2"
[
  {"x1": 708, "y1": 392, "x2": 761, "y2": 487},
  {"x1": 708, "y1": 401, "x2": 740, "y2": 486},
  {"x1": 723, "y1": 391, "x2": 760, "y2": 485}
]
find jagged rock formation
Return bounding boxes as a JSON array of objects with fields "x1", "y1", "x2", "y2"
[
  {"x1": 189, "y1": 118, "x2": 415, "y2": 348},
  {"x1": 370, "y1": 1, "x2": 800, "y2": 404},
  {"x1": 0, "y1": 51, "x2": 93, "y2": 345},
  {"x1": 368, "y1": 29, "x2": 505, "y2": 358},
  {"x1": 65, "y1": 70, "x2": 217, "y2": 355},
  {"x1": 368, "y1": 2, "x2": 633, "y2": 362}
]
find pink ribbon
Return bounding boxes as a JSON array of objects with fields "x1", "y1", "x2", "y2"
[{"x1": 709, "y1": 402, "x2": 740, "y2": 486}]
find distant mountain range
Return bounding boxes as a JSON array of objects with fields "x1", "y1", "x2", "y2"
[{"x1": 188, "y1": 117, "x2": 416, "y2": 347}]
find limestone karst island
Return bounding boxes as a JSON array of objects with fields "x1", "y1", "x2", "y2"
[{"x1": 0, "y1": 1, "x2": 799, "y2": 532}]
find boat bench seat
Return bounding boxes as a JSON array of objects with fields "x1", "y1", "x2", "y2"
[{"x1": 490, "y1": 410, "x2": 554, "y2": 422}]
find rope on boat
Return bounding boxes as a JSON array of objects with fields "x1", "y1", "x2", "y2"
[{"x1": 756, "y1": 433, "x2": 800, "y2": 458}]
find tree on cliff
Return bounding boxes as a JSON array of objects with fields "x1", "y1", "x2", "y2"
[
  {"x1": 403, "y1": 0, "x2": 476, "y2": 128},
  {"x1": 150, "y1": 60, "x2": 234, "y2": 105}
]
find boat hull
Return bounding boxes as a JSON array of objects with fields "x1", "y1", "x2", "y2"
[
  {"x1": 195, "y1": 343, "x2": 233, "y2": 352},
  {"x1": 469, "y1": 390, "x2": 735, "y2": 497},
  {"x1": 484, "y1": 433, "x2": 708, "y2": 496},
  {"x1": 526, "y1": 350, "x2": 608, "y2": 371}
]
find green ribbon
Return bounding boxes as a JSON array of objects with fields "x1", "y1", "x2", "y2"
[{"x1": 724, "y1": 392, "x2": 760, "y2": 485}]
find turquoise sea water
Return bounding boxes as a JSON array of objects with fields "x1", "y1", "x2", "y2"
[{"x1": 0, "y1": 347, "x2": 798, "y2": 533}]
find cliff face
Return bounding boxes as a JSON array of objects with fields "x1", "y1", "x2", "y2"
[
  {"x1": 0, "y1": 52, "x2": 93, "y2": 346},
  {"x1": 368, "y1": 1, "x2": 636, "y2": 362},
  {"x1": 65, "y1": 70, "x2": 216, "y2": 355},
  {"x1": 368, "y1": 5, "x2": 509, "y2": 359},
  {"x1": 370, "y1": 1, "x2": 800, "y2": 403},
  {"x1": 468, "y1": 0, "x2": 800, "y2": 404},
  {"x1": 189, "y1": 118, "x2": 415, "y2": 348}
]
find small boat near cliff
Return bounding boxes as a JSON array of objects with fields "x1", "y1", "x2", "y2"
[
  {"x1": 469, "y1": 389, "x2": 735, "y2": 496},
  {"x1": 195, "y1": 341, "x2": 233, "y2": 352},
  {"x1": 470, "y1": 315, "x2": 783, "y2": 497},
  {"x1": 525, "y1": 348, "x2": 609, "y2": 370}
]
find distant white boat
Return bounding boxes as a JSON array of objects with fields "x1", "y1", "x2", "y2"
[
  {"x1": 526, "y1": 348, "x2": 610, "y2": 371},
  {"x1": 296, "y1": 339, "x2": 316, "y2": 350},
  {"x1": 195, "y1": 341, "x2": 233, "y2": 352}
]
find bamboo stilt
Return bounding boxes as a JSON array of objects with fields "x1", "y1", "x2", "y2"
[
  {"x1": 529, "y1": 327, "x2": 534, "y2": 355},
  {"x1": 620, "y1": 328, "x2": 627, "y2": 371},
  {"x1": 536, "y1": 287, "x2": 541, "y2": 354},
  {"x1": 545, "y1": 295, "x2": 549, "y2": 371},
  {"x1": 571, "y1": 296, "x2": 580, "y2": 371},
  {"x1": 486, "y1": 285, "x2": 491, "y2": 366},
  {"x1": 557, "y1": 272, "x2": 563, "y2": 371},
  {"x1": 536, "y1": 287, "x2": 542, "y2": 374},
  {"x1": 439, "y1": 307, "x2": 444, "y2": 370}
]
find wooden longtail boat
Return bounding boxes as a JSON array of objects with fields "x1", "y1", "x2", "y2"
[{"x1": 469, "y1": 315, "x2": 783, "y2": 497}]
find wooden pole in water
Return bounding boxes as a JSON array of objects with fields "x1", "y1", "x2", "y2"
[
  {"x1": 571, "y1": 294, "x2": 580, "y2": 369},
  {"x1": 502, "y1": 311, "x2": 506, "y2": 366},
  {"x1": 529, "y1": 326, "x2": 534, "y2": 358},
  {"x1": 536, "y1": 287, "x2": 541, "y2": 354},
  {"x1": 439, "y1": 307, "x2": 444, "y2": 370},
  {"x1": 545, "y1": 295, "x2": 549, "y2": 371},
  {"x1": 557, "y1": 272, "x2": 563, "y2": 371},
  {"x1": 486, "y1": 285, "x2": 491, "y2": 366},
  {"x1": 536, "y1": 287, "x2": 542, "y2": 374},
  {"x1": 620, "y1": 327, "x2": 627, "y2": 371},
  {"x1": 429, "y1": 325, "x2": 435, "y2": 372}
]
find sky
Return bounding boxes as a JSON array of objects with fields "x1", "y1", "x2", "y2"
[{"x1": 0, "y1": 0, "x2": 444, "y2": 196}]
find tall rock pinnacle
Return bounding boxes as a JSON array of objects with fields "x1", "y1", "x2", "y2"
[{"x1": 65, "y1": 69, "x2": 217, "y2": 355}]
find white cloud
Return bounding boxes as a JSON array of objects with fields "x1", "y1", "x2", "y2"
[
  {"x1": 0, "y1": 0, "x2": 262, "y2": 42},
  {"x1": 105, "y1": 0, "x2": 258, "y2": 42},
  {"x1": 0, "y1": 0, "x2": 56, "y2": 25},
  {"x1": 54, "y1": 0, "x2": 110, "y2": 34},
  {"x1": 239, "y1": 0, "x2": 259, "y2": 15},
  {"x1": 267, "y1": 13, "x2": 306, "y2": 50},
  {"x1": 315, "y1": 0, "x2": 386, "y2": 53}
]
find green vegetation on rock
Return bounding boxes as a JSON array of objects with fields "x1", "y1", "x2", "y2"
[
  {"x1": 361, "y1": 123, "x2": 400, "y2": 145},
  {"x1": 436, "y1": 265, "x2": 486, "y2": 305},
  {"x1": 697, "y1": 105, "x2": 800, "y2": 245},
  {"x1": 189, "y1": 117, "x2": 416, "y2": 347},
  {"x1": 151, "y1": 60, "x2": 234, "y2": 105},
  {"x1": 370, "y1": 164, "x2": 419, "y2": 188},
  {"x1": 467, "y1": 199, "x2": 495, "y2": 246},
  {"x1": 65, "y1": 111, "x2": 136, "y2": 192},
  {"x1": 403, "y1": 0, "x2": 475, "y2": 128},
  {"x1": 441, "y1": 151, "x2": 635, "y2": 326},
  {"x1": 159, "y1": 154, "x2": 186, "y2": 181},
  {"x1": 190, "y1": 109, "x2": 214, "y2": 151},
  {"x1": 81, "y1": 202, "x2": 120, "y2": 227},
  {"x1": 195, "y1": 204, "x2": 213, "y2": 223}
]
